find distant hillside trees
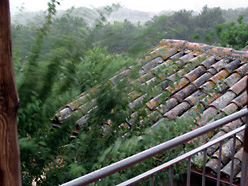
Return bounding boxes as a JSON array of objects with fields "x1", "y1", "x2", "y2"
[{"x1": 222, "y1": 7, "x2": 248, "y2": 23}]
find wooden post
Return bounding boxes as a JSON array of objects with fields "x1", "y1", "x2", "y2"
[{"x1": 0, "y1": 0, "x2": 22, "y2": 185}]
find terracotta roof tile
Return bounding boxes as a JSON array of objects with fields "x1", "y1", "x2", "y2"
[
  {"x1": 161, "y1": 48, "x2": 179, "y2": 60},
  {"x1": 180, "y1": 103, "x2": 205, "y2": 119},
  {"x1": 221, "y1": 147, "x2": 243, "y2": 178},
  {"x1": 231, "y1": 50, "x2": 248, "y2": 58},
  {"x1": 67, "y1": 99, "x2": 82, "y2": 111},
  {"x1": 78, "y1": 99, "x2": 96, "y2": 114},
  {"x1": 129, "y1": 94, "x2": 146, "y2": 111},
  {"x1": 152, "y1": 65, "x2": 172, "y2": 81},
  {"x1": 207, "y1": 131, "x2": 226, "y2": 156},
  {"x1": 216, "y1": 81, "x2": 229, "y2": 93},
  {"x1": 158, "y1": 79, "x2": 169, "y2": 90},
  {"x1": 207, "y1": 67, "x2": 218, "y2": 75},
  {"x1": 221, "y1": 103, "x2": 239, "y2": 116},
  {"x1": 221, "y1": 119, "x2": 243, "y2": 133},
  {"x1": 189, "y1": 53, "x2": 207, "y2": 63},
  {"x1": 185, "y1": 90, "x2": 206, "y2": 106},
  {"x1": 160, "y1": 39, "x2": 186, "y2": 48},
  {"x1": 184, "y1": 66, "x2": 206, "y2": 82},
  {"x1": 142, "y1": 57, "x2": 163, "y2": 72},
  {"x1": 55, "y1": 39, "x2": 248, "y2": 182},
  {"x1": 166, "y1": 77, "x2": 190, "y2": 94},
  {"x1": 209, "y1": 70, "x2": 229, "y2": 85},
  {"x1": 170, "y1": 51, "x2": 185, "y2": 59},
  {"x1": 149, "y1": 46, "x2": 178, "y2": 59},
  {"x1": 126, "y1": 112, "x2": 137, "y2": 125},
  {"x1": 210, "y1": 58, "x2": 230, "y2": 72},
  {"x1": 144, "y1": 77, "x2": 157, "y2": 86},
  {"x1": 234, "y1": 147, "x2": 244, "y2": 161},
  {"x1": 184, "y1": 41, "x2": 208, "y2": 50},
  {"x1": 146, "y1": 92, "x2": 165, "y2": 110},
  {"x1": 178, "y1": 52, "x2": 194, "y2": 63},
  {"x1": 163, "y1": 101, "x2": 191, "y2": 119},
  {"x1": 236, "y1": 131, "x2": 244, "y2": 143},
  {"x1": 197, "y1": 107, "x2": 218, "y2": 126},
  {"x1": 109, "y1": 69, "x2": 130, "y2": 85},
  {"x1": 200, "y1": 55, "x2": 216, "y2": 69},
  {"x1": 191, "y1": 72, "x2": 212, "y2": 88},
  {"x1": 173, "y1": 84, "x2": 197, "y2": 102},
  {"x1": 209, "y1": 47, "x2": 233, "y2": 55},
  {"x1": 231, "y1": 91, "x2": 247, "y2": 109},
  {"x1": 212, "y1": 138, "x2": 242, "y2": 165},
  {"x1": 57, "y1": 107, "x2": 72, "y2": 120},
  {"x1": 223, "y1": 59, "x2": 241, "y2": 73},
  {"x1": 157, "y1": 98, "x2": 178, "y2": 115},
  {"x1": 200, "y1": 81, "x2": 215, "y2": 92},
  {"x1": 208, "y1": 111, "x2": 226, "y2": 124},
  {"x1": 221, "y1": 158, "x2": 241, "y2": 178},
  {"x1": 199, "y1": 92, "x2": 221, "y2": 108},
  {"x1": 138, "y1": 72, "x2": 153, "y2": 83},
  {"x1": 236, "y1": 172, "x2": 242, "y2": 180},
  {"x1": 206, "y1": 158, "x2": 223, "y2": 175},
  {"x1": 167, "y1": 69, "x2": 185, "y2": 82},
  {"x1": 229, "y1": 75, "x2": 247, "y2": 95},
  {"x1": 224, "y1": 73, "x2": 241, "y2": 87},
  {"x1": 210, "y1": 91, "x2": 236, "y2": 110},
  {"x1": 235, "y1": 63, "x2": 248, "y2": 76}
]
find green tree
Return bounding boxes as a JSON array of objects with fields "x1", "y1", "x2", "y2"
[
  {"x1": 12, "y1": 2, "x2": 133, "y2": 185},
  {"x1": 193, "y1": 6, "x2": 225, "y2": 43},
  {"x1": 216, "y1": 14, "x2": 248, "y2": 49}
]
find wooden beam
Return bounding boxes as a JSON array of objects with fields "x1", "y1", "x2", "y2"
[{"x1": 0, "y1": 0, "x2": 22, "y2": 185}]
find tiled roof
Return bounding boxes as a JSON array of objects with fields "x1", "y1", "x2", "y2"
[{"x1": 54, "y1": 39, "x2": 248, "y2": 183}]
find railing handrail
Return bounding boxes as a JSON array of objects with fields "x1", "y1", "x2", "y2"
[
  {"x1": 61, "y1": 109, "x2": 248, "y2": 186},
  {"x1": 117, "y1": 125, "x2": 246, "y2": 186}
]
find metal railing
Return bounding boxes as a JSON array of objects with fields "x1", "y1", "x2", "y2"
[{"x1": 61, "y1": 109, "x2": 248, "y2": 186}]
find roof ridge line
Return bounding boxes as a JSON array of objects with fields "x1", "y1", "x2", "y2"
[{"x1": 160, "y1": 39, "x2": 248, "y2": 59}]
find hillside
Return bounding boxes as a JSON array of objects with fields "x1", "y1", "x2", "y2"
[{"x1": 11, "y1": 7, "x2": 158, "y2": 25}]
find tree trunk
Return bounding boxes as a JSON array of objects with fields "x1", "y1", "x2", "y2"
[{"x1": 0, "y1": 0, "x2": 22, "y2": 185}]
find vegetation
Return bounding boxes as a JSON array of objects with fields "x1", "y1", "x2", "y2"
[
  {"x1": 217, "y1": 14, "x2": 248, "y2": 49},
  {"x1": 11, "y1": 1, "x2": 248, "y2": 185}
]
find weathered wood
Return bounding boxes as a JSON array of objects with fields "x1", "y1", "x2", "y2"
[{"x1": 0, "y1": 0, "x2": 22, "y2": 185}]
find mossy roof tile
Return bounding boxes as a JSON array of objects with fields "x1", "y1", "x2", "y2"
[
  {"x1": 229, "y1": 75, "x2": 247, "y2": 95},
  {"x1": 163, "y1": 101, "x2": 191, "y2": 119},
  {"x1": 156, "y1": 98, "x2": 178, "y2": 115},
  {"x1": 231, "y1": 91, "x2": 247, "y2": 109},
  {"x1": 221, "y1": 103, "x2": 239, "y2": 116},
  {"x1": 55, "y1": 39, "x2": 248, "y2": 181}
]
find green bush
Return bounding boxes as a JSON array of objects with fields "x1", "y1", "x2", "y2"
[{"x1": 217, "y1": 14, "x2": 248, "y2": 49}]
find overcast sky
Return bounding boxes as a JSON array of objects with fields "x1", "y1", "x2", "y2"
[{"x1": 10, "y1": 0, "x2": 248, "y2": 14}]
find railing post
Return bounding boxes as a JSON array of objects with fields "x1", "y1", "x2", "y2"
[
  {"x1": 186, "y1": 157, "x2": 191, "y2": 186},
  {"x1": 241, "y1": 117, "x2": 248, "y2": 186},
  {"x1": 241, "y1": 76, "x2": 248, "y2": 186},
  {"x1": 150, "y1": 174, "x2": 154, "y2": 186},
  {"x1": 169, "y1": 166, "x2": 173, "y2": 186}
]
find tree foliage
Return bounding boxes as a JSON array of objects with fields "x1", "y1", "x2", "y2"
[
  {"x1": 216, "y1": 14, "x2": 248, "y2": 49},
  {"x1": 11, "y1": 2, "x2": 248, "y2": 185}
]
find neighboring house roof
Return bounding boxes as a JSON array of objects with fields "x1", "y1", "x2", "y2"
[{"x1": 54, "y1": 39, "x2": 248, "y2": 183}]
